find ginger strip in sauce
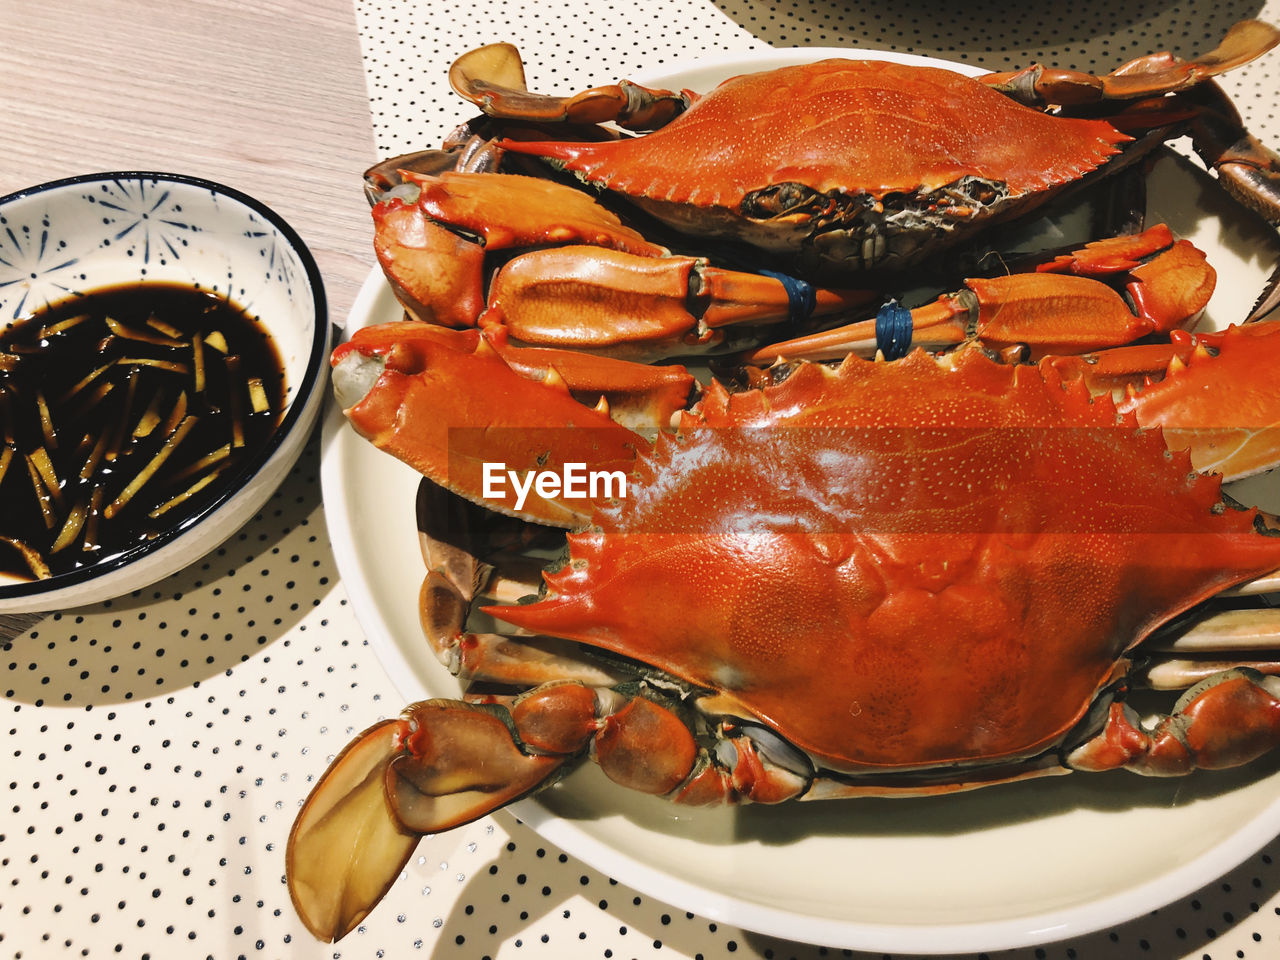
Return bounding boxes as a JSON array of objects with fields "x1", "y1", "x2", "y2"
[{"x1": 0, "y1": 283, "x2": 286, "y2": 583}]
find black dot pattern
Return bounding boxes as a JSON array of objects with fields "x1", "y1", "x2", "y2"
[{"x1": 6, "y1": 2, "x2": 1280, "y2": 958}]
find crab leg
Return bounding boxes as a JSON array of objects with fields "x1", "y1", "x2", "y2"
[
  {"x1": 449, "y1": 42, "x2": 690, "y2": 131},
  {"x1": 418, "y1": 521, "x2": 612, "y2": 689},
  {"x1": 744, "y1": 224, "x2": 1213, "y2": 363},
  {"x1": 1067, "y1": 668, "x2": 1280, "y2": 775},
  {"x1": 286, "y1": 718, "x2": 421, "y2": 942},
  {"x1": 415, "y1": 477, "x2": 633, "y2": 688},
  {"x1": 981, "y1": 22, "x2": 1280, "y2": 224},
  {"x1": 288, "y1": 695, "x2": 579, "y2": 942},
  {"x1": 417, "y1": 551, "x2": 625, "y2": 690},
  {"x1": 1140, "y1": 659, "x2": 1280, "y2": 690},
  {"x1": 287, "y1": 678, "x2": 808, "y2": 942},
  {"x1": 1152, "y1": 606, "x2": 1280, "y2": 653},
  {"x1": 1127, "y1": 599, "x2": 1280, "y2": 689},
  {"x1": 1181, "y1": 79, "x2": 1280, "y2": 225},
  {"x1": 362, "y1": 147, "x2": 469, "y2": 202},
  {"x1": 979, "y1": 20, "x2": 1280, "y2": 107},
  {"x1": 1067, "y1": 585, "x2": 1280, "y2": 775}
]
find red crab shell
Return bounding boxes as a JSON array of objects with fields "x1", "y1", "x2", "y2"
[
  {"x1": 500, "y1": 60, "x2": 1132, "y2": 266},
  {"x1": 490, "y1": 348, "x2": 1280, "y2": 775}
]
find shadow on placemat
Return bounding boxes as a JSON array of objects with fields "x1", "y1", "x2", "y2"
[
  {"x1": 710, "y1": 0, "x2": 1265, "y2": 66},
  {"x1": 0, "y1": 432, "x2": 338, "y2": 706}
]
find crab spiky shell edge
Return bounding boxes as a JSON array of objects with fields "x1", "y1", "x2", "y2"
[
  {"x1": 490, "y1": 348, "x2": 1280, "y2": 777},
  {"x1": 500, "y1": 60, "x2": 1132, "y2": 210}
]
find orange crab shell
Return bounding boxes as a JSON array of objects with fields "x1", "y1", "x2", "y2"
[
  {"x1": 490, "y1": 349, "x2": 1280, "y2": 776},
  {"x1": 500, "y1": 60, "x2": 1131, "y2": 210}
]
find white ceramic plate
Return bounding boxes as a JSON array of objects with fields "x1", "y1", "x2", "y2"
[{"x1": 321, "y1": 49, "x2": 1280, "y2": 954}]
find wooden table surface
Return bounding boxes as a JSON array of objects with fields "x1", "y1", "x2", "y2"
[{"x1": 0, "y1": 0, "x2": 375, "y2": 321}]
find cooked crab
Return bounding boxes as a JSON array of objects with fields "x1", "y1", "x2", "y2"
[
  {"x1": 434, "y1": 22, "x2": 1280, "y2": 277},
  {"x1": 286, "y1": 27, "x2": 1280, "y2": 943},
  {"x1": 287, "y1": 316, "x2": 1280, "y2": 941}
]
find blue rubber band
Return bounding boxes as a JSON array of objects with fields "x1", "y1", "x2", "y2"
[
  {"x1": 875, "y1": 299, "x2": 913, "y2": 361},
  {"x1": 760, "y1": 269, "x2": 817, "y2": 326}
]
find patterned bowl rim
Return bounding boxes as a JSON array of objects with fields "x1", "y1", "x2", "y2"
[{"x1": 0, "y1": 171, "x2": 330, "y2": 601}]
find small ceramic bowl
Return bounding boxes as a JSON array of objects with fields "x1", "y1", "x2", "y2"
[{"x1": 0, "y1": 172, "x2": 330, "y2": 613}]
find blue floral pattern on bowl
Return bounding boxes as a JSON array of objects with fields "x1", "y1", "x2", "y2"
[{"x1": 2, "y1": 175, "x2": 305, "y2": 348}]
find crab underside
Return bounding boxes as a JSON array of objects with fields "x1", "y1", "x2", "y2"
[{"x1": 631, "y1": 173, "x2": 1021, "y2": 272}]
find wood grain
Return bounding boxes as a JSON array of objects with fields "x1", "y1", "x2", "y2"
[{"x1": 0, "y1": 0, "x2": 376, "y2": 321}]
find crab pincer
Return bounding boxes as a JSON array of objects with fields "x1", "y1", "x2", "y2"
[{"x1": 367, "y1": 170, "x2": 876, "y2": 360}]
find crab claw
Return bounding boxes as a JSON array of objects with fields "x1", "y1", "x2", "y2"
[
  {"x1": 975, "y1": 22, "x2": 1280, "y2": 230},
  {"x1": 369, "y1": 171, "x2": 666, "y2": 330},
  {"x1": 331, "y1": 322, "x2": 647, "y2": 526},
  {"x1": 1181, "y1": 78, "x2": 1280, "y2": 225},
  {"x1": 286, "y1": 719, "x2": 418, "y2": 942},
  {"x1": 287, "y1": 698, "x2": 587, "y2": 942},
  {"x1": 370, "y1": 171, "x2": 874, "y2": 359}
]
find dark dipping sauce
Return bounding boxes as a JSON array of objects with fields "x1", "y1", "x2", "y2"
[{"x1": 0, "y1": 282, "x2": 286, "y2": 583}]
